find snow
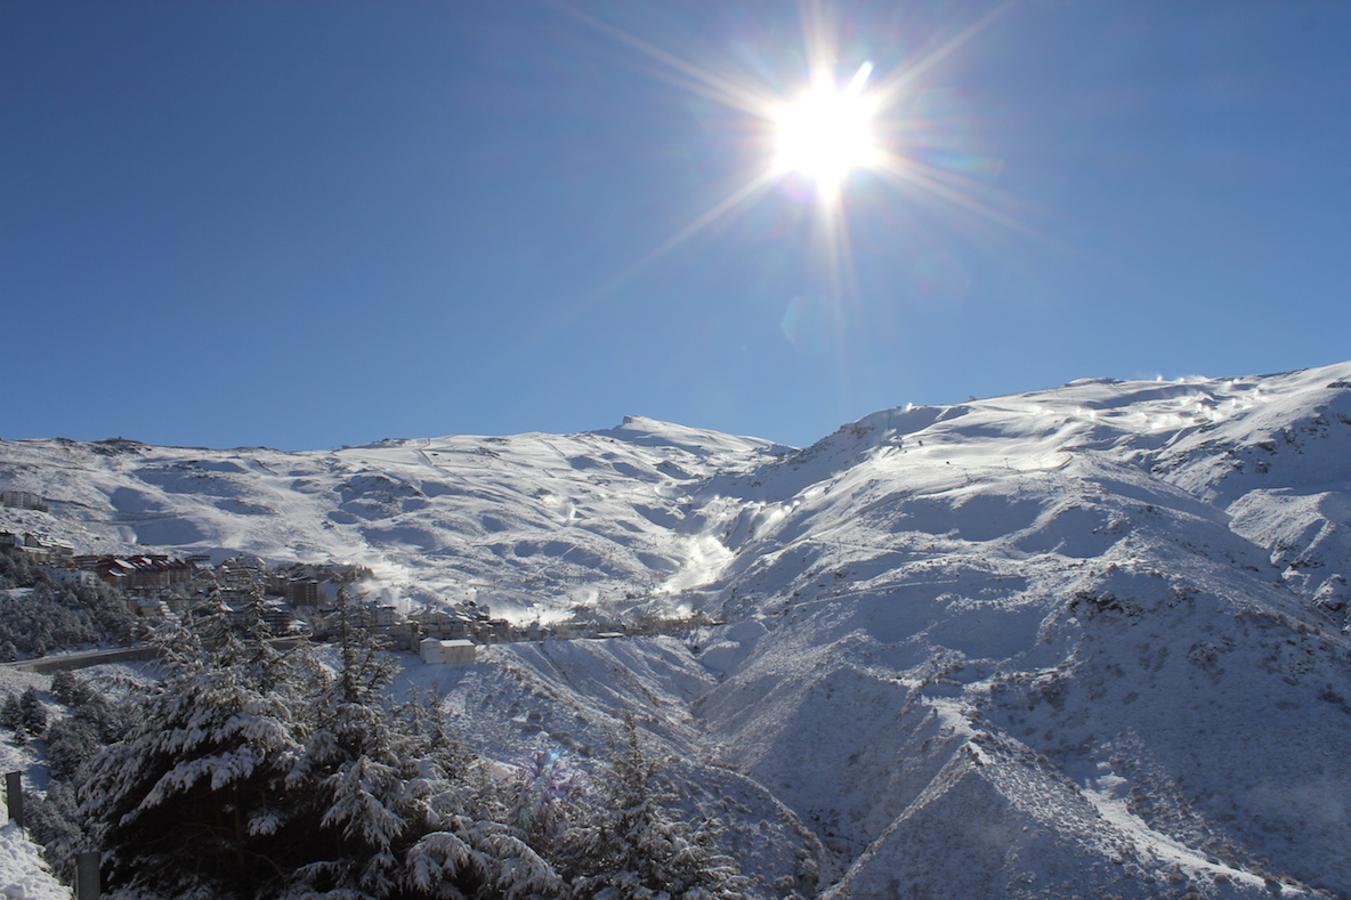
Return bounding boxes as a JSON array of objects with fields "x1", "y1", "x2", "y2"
[
  {"x1": 0, "y1": 826, "x2": 68, "y2": 899},
  {"x1": 0, "y1": 419, "x2": 782, "y2": 619},
  {"x1": 5, "y1": 361, "x2": 1351, "y2": 895}
]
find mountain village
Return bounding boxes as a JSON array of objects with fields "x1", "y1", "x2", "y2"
[{"x1": 1, "y1": 517, "x2": 708, "y2": 672}]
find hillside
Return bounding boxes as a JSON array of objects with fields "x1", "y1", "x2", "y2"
[
  {"x1": 3, "y1": 361, "x2": 1350, "y2": 896},
  {"x1": 0, "y1": 416, "x2": 787, "y2": 618}
]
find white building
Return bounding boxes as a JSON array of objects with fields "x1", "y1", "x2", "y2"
[
  {"x1": 40, "y1": 566, "x2": 99, "y2": 589},
  {"x1": 419, "y1": 638, "x2": 477, "y2": 666}
]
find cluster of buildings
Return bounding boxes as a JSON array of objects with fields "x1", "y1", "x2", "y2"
[
  {"x1": 1, "y1": 529, "x2": 73, "y2": 562},
  {"x1": 409, "y1": 604, "x2": 650, "y2": 667},
  {"x1": 0, "y1": 533, "x2": 352, "y2": 627},
  {"x1": 1, "y1": 529, "x2": 698, "y2": 669},
  {"x1": 184, "y1": 557, "x2": 376, "y2": 636},
  {"x1": 411, "y1": 602, "x2": 634, "y2": 645},
  {"x1": 76, "y1": 554, "x2": 195, "y2": 593}
]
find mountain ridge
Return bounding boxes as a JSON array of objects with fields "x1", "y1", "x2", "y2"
[{"x1": 3, "y1": 361, "x2": 1350, "y2": 895}]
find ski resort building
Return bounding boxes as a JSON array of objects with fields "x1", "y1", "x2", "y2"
[
  {"x1": 5, "y1": 532, "x2": 74, "y2": 563},
  {"x1": 85, "y1": 555, "x2": 194, "y2": 593},
  {"x1": 372, "y1": 604, "x2": 402, "y2": 628},
  {"x1": 218, "y1": 557, "x2": 267, "y2": 592},
  {"x1": 419, "y1": 638, "x2": 477, "y2": 666},
  {"x1": 284, "y1": 579, "x2": 320, "y2": 607},
  {"x1": 0, "y1": 490, "x2": 47, "y2": 511},
  {"x1": 40, "y1": 566, "x2": 99, "y2": 588}
]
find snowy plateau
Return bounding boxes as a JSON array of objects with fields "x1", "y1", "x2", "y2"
[{"x1": 3, "y1": 361, "x2": 1351, "y2": 897}]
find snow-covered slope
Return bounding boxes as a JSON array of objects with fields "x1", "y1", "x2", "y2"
[
  {"x1": 0, "y1": 416, "x2": 787, "y2": 616},
  {"x1": 4, "y1": 362, "x2": 1351, "y2": 896},
  {"x1": 0, "y1": 824, "x2": 69, "y2": 900}
]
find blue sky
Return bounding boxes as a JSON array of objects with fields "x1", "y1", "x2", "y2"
[{"x1": 4, "y1": 1, "x2": 1349, "y2": 449}]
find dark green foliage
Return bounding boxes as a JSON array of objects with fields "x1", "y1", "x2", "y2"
[
  {"x1": 0, "y1": 546, "x2": 40, "y2": 585},
  {"x1": 27, "y1": 782, "x2": 89, "y2": 884},
  {"x1": 60, "y1": 591, "x2": 748, "y2": 898},
  {"x1": 28, "y1": 673, "x2": 138, "y2": 886},
  {"x1": 50, "y1": 670, "x2": 90, "y2": 707},
  {"x1": 45, "y1": 715, "x2": 100, "y2": 781},
  {"x1": 19, "y1": 686, "x2": 47, "y2": 736},
  {"x1": 0, "y1": 549, "x2": 136, "y2": 657},
  {"x1": 79, "y1": 595, "x2": 559, "y2": 899},
  {"x1": 80, "y1": 612, "x2": 311, "y2": 898},
  {"x1": 0, "y1": 693, "x2": 22, "y2": 733}
]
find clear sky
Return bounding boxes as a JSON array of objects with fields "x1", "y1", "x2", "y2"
[{"x1": 4, "y1": 1, "x2": 1350, "y2": 450}]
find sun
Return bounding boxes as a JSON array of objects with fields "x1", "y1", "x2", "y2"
[
  {"x1": 770, "y1": 64, "x2": 880, "y2": 194},
  {"x1": 554, "y1": 2, "x2": 1018, "y2": 297}
]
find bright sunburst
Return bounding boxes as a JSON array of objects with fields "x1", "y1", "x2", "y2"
[
  {"x1": 556, "y1": 2, "x2": 1021, "y2": 301},
  {"x1": 771, "y1": 63, "x2": 880, "y2": 195}
]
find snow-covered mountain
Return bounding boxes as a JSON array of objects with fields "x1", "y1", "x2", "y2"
[
  {"x1": 4, "y1": 361, "x2": 1350, "y2": 896},
  {"x1": 0, "y1": 415, "x2": 788, "y2": 617}
]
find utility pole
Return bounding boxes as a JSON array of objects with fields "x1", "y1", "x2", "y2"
[
  {"x1": 3, "y1": 771, "x2": 22, "y2": 828},
  {"x1": 75, "y1": 850, "x2": 101, "y2": 899}
]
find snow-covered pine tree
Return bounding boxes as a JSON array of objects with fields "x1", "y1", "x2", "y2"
[
  {"x1": 50, "y1": 670, "x2": 89, "y2": 707},
  {"x1": 280, "y1": 591, "x2": 562, "y2": 899},
  {"x1": 79, "y1": 612, "x2": 310, "y2": 898},
  {"x1": 185, "y1": 577, "x2": 236, "y2": 655},
  {"x1": 281, "y1": 595, "x2": 412, "y2": 897},
  {"x1": 563, "y1": 711, "x2": 746, "y2": 899},
  {"x1": 28, "y1": 780, "x2": 90, "y2": 885},
  {"x1": 0, "y1": 692, "x2": 22, "y2": 734},
  {"x1": 45, "y1": 715, "x2": 99, "y2": 781},
  {"x1": 505, "y1": 748, "x2": 584, "y2": 865},
  {"x1": 19, "y1": 686, "x2": 47, "y2": 736},
  {"x1": 78, "y1": 584, "x2": 564, "y2": 899}
]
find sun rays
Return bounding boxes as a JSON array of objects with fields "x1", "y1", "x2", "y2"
[{"x1": 547, "y1": 0, "x2": 1025, "y2": 309}]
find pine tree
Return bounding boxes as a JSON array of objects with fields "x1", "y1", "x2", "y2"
[
  {"x1": 28, "y1": 781, "x2": 89, "y2": 884},
  {"x1": 281, "y1": 592, "x2": 562, "y2": 899},
  {"x1": 185, "y1": 578, "x2": 237, "y2": 656},
  {"x1": 79, "y1": 587, "x2": 564, "y2": 899},
  {"x1": 285, "y1": 592, "x2": 466, "y2": 896},
  {"x1": 564, "y1": 712, "x2": 747, "y2": 899},
  {"x1": 19, "y1": 686, "x2": 47, "y2": 737},
  {"x1": 50, "y1": 670, "x2": 89, "y2": 707},
  {"x1": 45, "y1": 715, "x2": 100, "y2": 781},
  {"x1": 79, "y1": 617, "x2": 310, "y2": 897},
  {"x1": 506, "y1": 748, "x2": 583, "y2": 864},
  {"x1": 0, "y1": 692, "x2": 22, "y2": 733}
]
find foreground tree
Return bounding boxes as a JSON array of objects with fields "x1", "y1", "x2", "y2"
[
  {"x1": 80, "y1": 609, "x2": 311, "y2": 897},
  {"x1": 281, "y1": 594, "x2": 560, "y2": 898},
  {"x1": 28, "y1": 781, "x2": 90, "y2": 885},
  {"x1": 80, "y1": 593, "x2": 562, "y2": 899},
  {"x1": 562, "y1": 712, "x2": 746, "y2": 899}
]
